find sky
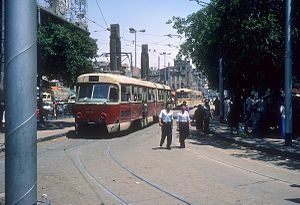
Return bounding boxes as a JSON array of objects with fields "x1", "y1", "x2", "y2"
[{"x1": 86, "y1": 0, "x2": 209, "y2": 68}]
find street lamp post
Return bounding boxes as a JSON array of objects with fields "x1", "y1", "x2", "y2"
[{"x1": 129, "y1": 27, "x2": 145, "y2": 68}]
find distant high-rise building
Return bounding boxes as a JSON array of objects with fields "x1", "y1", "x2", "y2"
[
  {"x1": 110, "y1": 24, "x2": 121, "y2": 71},
  {"x1": 141, "y1": 44, "x2": 149, "y2": 79}
]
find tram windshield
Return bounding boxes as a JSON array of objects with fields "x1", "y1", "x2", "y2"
[
  {"x1": 77, "y1": 83, "x2": 112, "y2": 102},
  {"x1": 176, "y1": 92, "x2": 190, "y2": 99}
]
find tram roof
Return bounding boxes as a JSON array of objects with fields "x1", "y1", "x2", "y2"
[
  {"x1": 176, "y1": 88, "x2": 192, "y2": 93},
  {"x1": 176, "y1": 88, "x2": 202, "y2": 94},
  {"x1": 77, "y1": 73, "x2": 170, "y2": 90}
]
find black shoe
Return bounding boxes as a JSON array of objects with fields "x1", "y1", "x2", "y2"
[{"x1": 166, "y1": 147, "x2": 171, "y2": 150}]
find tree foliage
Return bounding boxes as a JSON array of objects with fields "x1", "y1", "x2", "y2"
[
  {"x1": 168, "y1": 0, "x2": 300, "y2": 96},
  {"x1": 38, "y1": 21, "x2": 98, "y2": 86}
]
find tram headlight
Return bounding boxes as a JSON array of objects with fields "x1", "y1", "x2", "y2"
[
  {"x1": 100, "y1": 112, "x2": 107, "y2": 120},
  {"x1": 76, "y1": 112, "x2": 82, "y2": 119}
]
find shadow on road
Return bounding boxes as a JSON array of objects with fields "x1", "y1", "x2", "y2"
[
  {"x1": 66, "y1": 126, "x2": 142, "y2": 140},
  {"x1": 188, "y1": 129, "x2": 300, "y2": 171},
  {"x1": 285, "y1": 198, "x2": 300, "y2": 204},
  {"x1": 38, "y1": 121, "x2": 74, "y2": 131}
]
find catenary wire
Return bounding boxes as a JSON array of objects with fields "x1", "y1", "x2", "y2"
[{"x1": 95, "y1": 0, "x2": 109, "y2": 29}]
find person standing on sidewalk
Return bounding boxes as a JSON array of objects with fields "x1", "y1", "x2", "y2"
[
  {"x1": 194, "y1": 104, "x2": 204, "y2": 133},
  {"x1": 203, "y1": 99, "x2": 212, "y2": 134},
  {"x1": 177, "y1": 104, "x2": 191, "y2": 148},
  {"x1": 159, "y1": 102, "x2": 174, "y2": 149}
]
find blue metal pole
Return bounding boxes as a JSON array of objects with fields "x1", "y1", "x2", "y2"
[
  {"x1": 219, "y1": 58, "x2": 224, "y2": 122},
  {"x1": 5, "y1": 0, "x2": 37, "y2": 203},
  {"x1": 284, "y1": 0, "x2": 292, "y2": 146}
]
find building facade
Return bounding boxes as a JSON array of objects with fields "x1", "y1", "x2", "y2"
[{"x1": 153, "y1": 60, "x2": 201, "y2": 91}]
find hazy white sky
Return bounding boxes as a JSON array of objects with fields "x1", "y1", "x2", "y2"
[{"x1": 87, "y1": 0, "x2": 209, "y2": 68}]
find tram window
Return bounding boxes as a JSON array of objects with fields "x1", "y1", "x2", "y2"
[
  {"x1": 121, "y1": 85, "x2": 131, "y2": 102},
  {"x1": 77, "y1": 84, "x2": 93, "y2": 102},
  {"x1": 92, "y1": 84, "x2": 109, "y2": 102},
  {"x1": 148, "y1": 89, "x2": 153, "y2": 101},
  {"x1": 109, "y1": 86, "x2": 119, "y2": 102},
  {"x1": 153, "y1": 89, "x2": 157, "y2": 101},
  {"x1": 132, "y1": 86, "x2": 138, "y2": 101},
  {"x1": 177, "y1": 92, "x2": 188, "y2": 98},
  {"x1": 158, "y1": 90, "x2": 164, "y2": 101},
  {"x1": 138, "y1": 87, "x2": 143, "y2": 101}
]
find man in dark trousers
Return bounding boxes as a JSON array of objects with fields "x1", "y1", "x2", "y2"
[
  {"x1": 194, "y1": 104, "x2": 204, "y2": 133},
  {"x1": 213, "y1": 97, "x2": 220, "y2": 116},
  {"x1": 203, "y1": 99, "x2": 211, "y2": 134},
  {"x1": 159, "y1": 102, "x2": 174, "y2": 149},
  {"x1": 177, "y1": 103, "x2": 191, "y2": 148}
]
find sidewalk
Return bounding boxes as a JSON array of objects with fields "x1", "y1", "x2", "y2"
[
  {"x1": 0, "y1": 117, "x2": 75, "y2": 153},
  {"x1": 209, "y1": 117, "x2": 300, "y2": 160}
]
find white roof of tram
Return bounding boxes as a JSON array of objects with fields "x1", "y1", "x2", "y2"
[{"x1": 77, "y1": 73, "x2": 170, "y2": 91}]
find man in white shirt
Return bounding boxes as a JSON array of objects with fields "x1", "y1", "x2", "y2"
[{"x1": 159, "y1": 102, "x2": 173, "y2": 149}]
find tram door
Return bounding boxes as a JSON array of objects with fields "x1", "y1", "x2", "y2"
[{"x1": 120, "y1": 85, "x2": 131, "y2": 123}]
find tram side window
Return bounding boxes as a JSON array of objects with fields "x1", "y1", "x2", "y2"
[
  {"x1": 109, "y1": 86, "x2": 119, "y2": 102},
  {"x1": 121, "y1": 85, "x2": 131, "y2": 102},
  {"x1": 167, "y1": 91, "x2": 171, "y2": 101},
  {"x1": 142, "y1": 87, "x2": 148, "y2": 102},
  {"x1": 148, "y1": 89, "x2": 152, "y2": 101},
  {"x1": 132, "y1": 86, "x2": 138, "y2": 101},
  {"x1": 164, "y1": 91, "x2": 169, "y2": 102},
  {"x1": 138, "y1": 87, "x2": 143, "y2": 101},
  {"x1": 148, "y1": 89, "x2": 154, "y2": 101},
  {"x1": 158, "y1": 90, "x2": 164, "y2": 101}
]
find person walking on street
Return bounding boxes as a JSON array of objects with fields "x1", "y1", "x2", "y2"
[
  {"x1": 159, "y1": 102, "x2": 173, "y2": 149},
  {"x1": 177, "y1": 104, "x2": 191, "y2": 148},
  {"x1": 182, "y1": 101, "x2": 190, "y2": 113}
]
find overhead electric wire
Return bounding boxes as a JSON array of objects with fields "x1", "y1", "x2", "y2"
[
  {"x1": 86, "y1": 16, "x2": 108, "y2": 31},
  {"x1": 96, "y1": 0, "x2": 109, "y2": 30}
]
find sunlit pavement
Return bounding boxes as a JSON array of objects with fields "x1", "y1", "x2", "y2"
[{"x1": 1, "y1": 120, "x2": 299, "y2": 204}]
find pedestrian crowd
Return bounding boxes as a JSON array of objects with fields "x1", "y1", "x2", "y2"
[
  {"x1": 158, "y1": 99, "x2": 213, "y2": 150},
  {"x1": 158, "y1": 88, "x2": 299, "y2": 149}
]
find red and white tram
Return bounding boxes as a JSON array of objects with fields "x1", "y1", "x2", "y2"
[{"x1": 75, "y1": 73, "x2": 171, "y2": 133}]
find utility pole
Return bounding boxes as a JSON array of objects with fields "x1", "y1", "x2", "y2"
[
  {"x1": 284, "y1": 0, "x2": 292, "y2": 146},
  {"x1": 219, "y1": 58, "x2": 224, "y2": 123},
  {"x1": 0, "y1": 0, "x2": 4, "y2": 90},
  {"x1": 5, "y1": 0, "x2": 37, "y2": 204}
]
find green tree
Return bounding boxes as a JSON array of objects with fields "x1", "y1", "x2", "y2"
[
  {"x1": 38, "y1": 21, "x2": 98, "y2": 86},
  {"x1": 169, "y1": 0, "x2": 299, "y2": 96}
]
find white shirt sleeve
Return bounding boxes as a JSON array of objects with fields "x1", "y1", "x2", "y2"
[{"x1": 159, "y1": 110, "x2": 163, "y2": 119}]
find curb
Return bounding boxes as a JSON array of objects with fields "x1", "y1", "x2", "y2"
[
  {"x1": 211, "y1": 129, "x2": 300, "y2": 160},
  {"x1": 0, "y1": 132, "x2": 68, "y2": 153}
]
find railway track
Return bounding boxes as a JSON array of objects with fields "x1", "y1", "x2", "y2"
[{"x1": 62, "y1": 137, "x2": 193, "y2": 205}]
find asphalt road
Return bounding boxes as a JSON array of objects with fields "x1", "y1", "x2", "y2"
[{"x1": 0, "y1": 122, "x2": 300, "y2": 204}]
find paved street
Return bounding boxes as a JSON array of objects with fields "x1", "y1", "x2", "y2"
[{"x1": 1, "y1": 120, "x2": 299, "y2": 205}]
